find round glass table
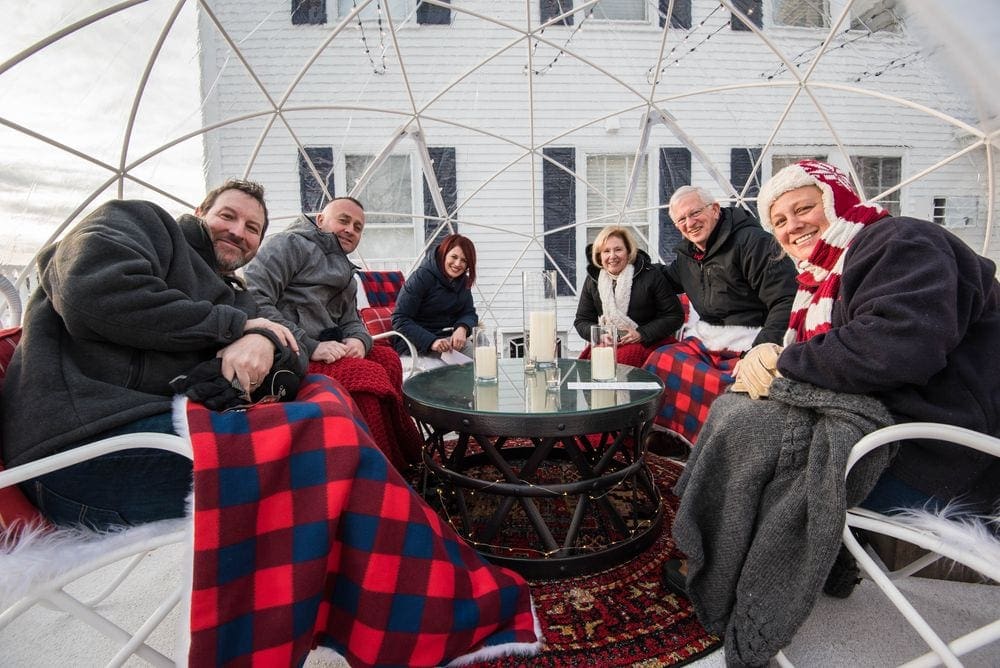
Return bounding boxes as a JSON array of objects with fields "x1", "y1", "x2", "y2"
[{"x1": 402, "y1": 358, "x2": 665, "y2": 579}]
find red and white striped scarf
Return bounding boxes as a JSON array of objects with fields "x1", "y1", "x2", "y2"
[{"x1": 756, "y1": 160, "x2": 890, "y2": 345}]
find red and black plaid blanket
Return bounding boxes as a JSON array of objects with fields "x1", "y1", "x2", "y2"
[
  {"x1": 185, "y1": 374, "x2": 539, "y2": 666},
  {"x1": 642, "y1": 338, "x2": 739, "y2": 444}
]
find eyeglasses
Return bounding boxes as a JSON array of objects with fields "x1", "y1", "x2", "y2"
[{"x1": 673, "y1": 204, "x2": 710, "y2": 227}]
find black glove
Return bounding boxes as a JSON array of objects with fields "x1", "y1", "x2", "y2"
[{"x1": 170, "y1": 327, "x2": 303, "y2": 410}]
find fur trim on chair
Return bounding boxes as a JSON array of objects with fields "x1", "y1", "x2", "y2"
[
  {"x1": 883, "y1": 503, "x2": 1000, "y2": 577},
  {"x1": 0, "y1": 515, "x2": 189, "y2": 608}
]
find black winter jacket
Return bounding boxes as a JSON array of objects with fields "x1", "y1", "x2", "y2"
[
  {"x1": 662, "y1": 207, "x2": 797, "y2": 347},
  {"x1": 778, "y1": 217, "x2": 1000, "y2": 506},
  {"x1": 1, "y1": 201, "x2": 259, "y2": 467},
  {"x1": 391, "y1": 249, "x2": 478, "y2": 355},
  {"x1": 574, "y1": 249, "x2": 684, "y2": 345}
]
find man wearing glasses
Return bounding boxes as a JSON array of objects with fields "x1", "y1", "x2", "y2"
[{"x1": 642, "y1": 186, "x2": 797, "y2": 446}]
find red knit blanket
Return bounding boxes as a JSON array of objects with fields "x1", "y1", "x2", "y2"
[
  {"x1": 185, "y1": 374, "x2": 539, "y2": 666},
  {"x1": 308, "y1": 344, "x2": 422, "y2": 470}
]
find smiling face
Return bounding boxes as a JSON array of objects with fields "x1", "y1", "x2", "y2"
[
  {"x1": 769, "y1": 185, "x2": 831, "y2": 261},
  {"x1": 670, "y1": 192, "x2": 721, "y2": 251},
  {"x1": 316, "y1": 198, "x2": 365, "y2": 253},
  {"x1": 599, "y1": 234, "x2": 630, "y2": 276},
  {"x1": 442, "y1": 246, "x2": 468, "y2": 279},
  {"x1": 195, "y1": 189, "x2": 266, "y2": 272}
]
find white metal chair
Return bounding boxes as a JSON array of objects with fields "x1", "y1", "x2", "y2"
[
  {"x1": 0, "y1": 433, "x2": 192, "y2": 667},
  {"x1": 778, "y1": 422, "x2": 1000, "y2": 668}
]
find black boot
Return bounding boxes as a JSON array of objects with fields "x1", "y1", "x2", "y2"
[{"x1": 823, "y1": 543, "x2": 861, "y2": 598}]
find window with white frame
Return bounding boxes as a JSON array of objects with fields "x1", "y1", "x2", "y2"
[
  {"x1": 851, "y1": 155, "x2": 901, "y2": 216},
  {"x1": 772, "y1": 154, "x2": 828, "y2": 174},
  {"x1": 345, "y1": 154, "x2": 415, "y2": 259},
  {"x1": 338, "y1": 0, "x2": 411, "y2": 21},
  {"x1": 932, "y1": 196, "x2": 978, "y2": 228},
  {"x1": 772, "y1": 0, "x2": 828, "y2": 28},
  {"x1": 585, "y1": 154, "x2": 649, "y2": 250},
  {"x1": 591, "y1": 0, "x2": 647, "y2": 22},
  {"x1": 850, "y1": 0, "x2": 902, "y2": 33}
]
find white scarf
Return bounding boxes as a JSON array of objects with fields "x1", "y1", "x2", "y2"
[{"x1": 597, "y1": 263, "x2": 638, "y2": 330}]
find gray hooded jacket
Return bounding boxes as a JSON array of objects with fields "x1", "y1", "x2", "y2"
[{"x1": 244, "y1": 216, "x2": 373, "y2": 357}]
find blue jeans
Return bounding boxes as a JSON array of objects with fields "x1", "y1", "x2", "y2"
[
  {"x1": 22, "y1": 413, "x2": 192, "y2": 530},
  {"x1": 860, "y1": 472, "x2": 945, "y2": 514}
]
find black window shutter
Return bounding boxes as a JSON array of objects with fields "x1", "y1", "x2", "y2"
[
  {"x1": 299, "y1": 147, "x2": 335, "y2": 214},
  {"x1": 417, "y1": 0, "x2": 451, "y2": 25},
  {"x1": 731, "y1": 0, "x2": 762, "y2": 30},
  {"x1": 541, "y1": 0, "x2": 574, "y2": 26},
  {"x1": 423, "y1": 146, "x2": 457, "y2": 243},
  {"x1": 291, "y1": 0, "x2": 326, "y2": 25},
  {"x1": 730, "y1": 147, "x2": 762, "y2": 214},
  {"x1": 658, "y1": 147, "x2": 691, "y2": 262},
  {"x1": 658, "y1": 0, "x2": 692, "y2": 29},
  {"x1": 542, "y1": 147, "x2": 576, "y2": 296}
]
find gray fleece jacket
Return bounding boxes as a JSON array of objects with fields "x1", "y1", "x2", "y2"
[
  {"x1": 243, "y1": 216, "x2": 373, "y2": 357},
  {"x1": 1, "y1": 201, "x2": 254, "y2": 467},
  {"x1": 672, "y1": 379, "x2": 895, "y2": 667}
]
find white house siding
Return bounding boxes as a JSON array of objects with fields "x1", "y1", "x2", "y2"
[{"x1": 197, "y1": 1, "x2": 999, "y2": 350}]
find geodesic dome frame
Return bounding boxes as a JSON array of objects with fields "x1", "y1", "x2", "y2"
[{"x1": 3, "y1": 0, "x2": 999, "y2": 343}]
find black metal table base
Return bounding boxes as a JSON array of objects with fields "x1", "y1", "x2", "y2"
[{"x1": 418, "y1": 425, "x2": 663, "y2": 580}]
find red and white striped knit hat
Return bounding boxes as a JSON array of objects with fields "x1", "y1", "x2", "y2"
[{"x1": 756, "y1": 160, "x2": 890, "y2": 345}]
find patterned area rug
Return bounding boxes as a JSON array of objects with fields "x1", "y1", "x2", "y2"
[{"x1": 442, "y1": 449, "x2": 722, "y2": 667}]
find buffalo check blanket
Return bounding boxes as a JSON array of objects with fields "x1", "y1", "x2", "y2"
[
  {"x1": 642, "y1": 338, "x2": 739, "y2": 444},
  {"x1": 185, "y1": 374, "x2": 540, "y2": 667}
]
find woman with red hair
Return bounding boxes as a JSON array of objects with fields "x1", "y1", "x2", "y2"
[{"x1": 392, "y1": 234, "x2": 479, "y2": 367}]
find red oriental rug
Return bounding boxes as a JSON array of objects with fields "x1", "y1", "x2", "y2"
[{"x1": 443, "y1": 450, "x2": 722, "y2": 667}]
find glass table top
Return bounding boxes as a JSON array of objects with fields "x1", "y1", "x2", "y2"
[{"x1": 402, "y1": 358, "x2": 663, "y2": 417}]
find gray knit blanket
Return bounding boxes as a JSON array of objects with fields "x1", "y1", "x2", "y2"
[{"x1": 672, "y1": 378, "x2": 895, "y2": 667}]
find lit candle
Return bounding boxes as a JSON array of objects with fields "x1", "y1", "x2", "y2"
[
  {"x1": 474, "y1": 345, "x2": 497, "y2": 380},
  {"x1": 591, "y1": 345, "x2": 616, "y2": 380},
  {"x1": 529, "y1": 310, "x2": 556, "y2": 363}
]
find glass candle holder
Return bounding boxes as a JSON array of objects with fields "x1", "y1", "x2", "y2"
[
  {"x1": 473, "y1": 325, "x2": 498, "y2": 383},
  {"x1": 522, "y1": 270, "x2": 557, "y2": 370},
  {"x1": 590, "y1": 324, "x2": 617, "y2": 381}
]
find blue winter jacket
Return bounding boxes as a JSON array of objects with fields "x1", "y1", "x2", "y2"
[{"x1": 391, "y1": 249, "x2": 478, "y2": 355}]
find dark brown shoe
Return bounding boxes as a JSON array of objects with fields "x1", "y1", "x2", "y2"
[
  {"x1": 661, "y1": 558, "x2": 689, "y2": 597},
  {"x1": 644, "y1": 429, "x2": 693, "y2": 461}
]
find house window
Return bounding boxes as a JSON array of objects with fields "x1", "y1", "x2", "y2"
[
  {"x1": 346, "y1": 154, "x2": 415, "y2": 259},
  {"x1": 850, "y1": 0, "x2": 901, "y2": 33},
  {"x1": 338, "y1": 0, "x2": 411, "y2": 21},
  {"x1": 292, "y1": 0, "x2": 327, "y2": 25},
  {"x1": 932, "y1": 197, "x2": 946, "y2": 225},
  {"x1": 932, "y1": 196, "x2": 978, "y2": 228},
  {"x1": 773, "y1": 0, "x2": 828, "y2": 28},
  {"x1": 592, "y1": 0, "x2": 646, "y2": 22},
  {"x1": 851, "y1": 156, "x2": 901, "y2": 216},
  {"x1": 299, "y1": 147, "x2": 335, "y2": 213},
  {"x1": 772, "y1": 154, "x2": 828, "y2": 174},
  {"x1": 586, "y1": 154, "x2": 649, "y2": 251}
]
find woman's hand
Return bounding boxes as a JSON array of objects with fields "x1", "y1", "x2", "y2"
[
  {"x1": 617, "y1": 327, "x2": 641, "y2": 345},
  {"x1": 431, "y1": 337, "x2": 453, "y2": 353},
  {"x1": 450, "y1": 328, "x2": 467, "y2": 351}
]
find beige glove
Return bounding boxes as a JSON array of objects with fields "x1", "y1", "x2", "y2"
[{"x1": 731, "y1": 343, "x2": 783, "y2": 400}]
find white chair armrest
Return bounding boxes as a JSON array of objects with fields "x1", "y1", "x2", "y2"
[
  {"x1": 372, "y1": 330, "x2": 419, "y2": 378},
  {"x1": 845, "y1": 422, "x2": 1000, "y2": 480}
]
